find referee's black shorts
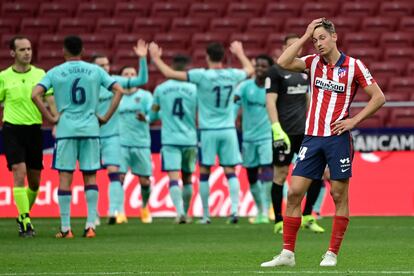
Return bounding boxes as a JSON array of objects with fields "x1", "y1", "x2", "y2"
[
  {"x1": 2, "y1": 122, "x2": 43, "y2": 171},
  {"x1": 273, "y1": 134, "x2": 304, "y2": 167}
]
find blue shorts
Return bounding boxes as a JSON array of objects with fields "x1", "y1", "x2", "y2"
[
  {"x1": 100, "y1": 135, "x2": 121, "y2": 168},
  {"x1": 119, "y1": 146, "x2": 152, "y2": 177},
  {"x1": 199, "y1": 128, "x2": 241, "y2": 167},
  {"x1": 161, "y1": 145, "x2": 197, "y2": 173},
  {"x1": 53, "y1": 137, "x2": 101, "y2": 172},
  {"x1": 292, "y1": 132, "x2": 354, "y2": 180},
  {"x1": 242, "y1": 139, "x2": 272, "y2": 168}
]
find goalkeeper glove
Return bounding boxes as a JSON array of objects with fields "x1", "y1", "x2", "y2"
[{"x1": 272, "y1": 122, "x2": 291, "y2": 154}]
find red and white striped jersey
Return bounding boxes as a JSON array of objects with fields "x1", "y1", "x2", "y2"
[{"x1": 301, "y1": 52, "x2": 376, "y2": 137}]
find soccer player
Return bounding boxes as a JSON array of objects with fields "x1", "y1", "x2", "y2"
[
  {"x1": 117, "y1": 66, "x2": 153, "y2": 224},
  {"x1": 149, "y1": 41, "x2": 254, "y2": 224},
  {"x1": 149, "y1": 55, "x2": 197, "y2": 223},
  {"x1": 92, "y1": 40, "x2": 149, "y2": 225},
  {"x1": 0, "y1": 36, "x2": 56, "y2": 237},
  {"x1": 266, "y1": 34, "x2": 325, "y2": 234},
  {"x1": 233, "y1": 54, "x2": 274, "y2": 224},
  {"x1": 261, "y1": 18, "x2": 385, "y2": 267},
  {"x1": 32, "y1": 36, "x2": 124, "y2": 238}
]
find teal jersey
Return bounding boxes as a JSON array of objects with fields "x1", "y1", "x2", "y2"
[
  {"x1": 98, "y1": 57, "x2": 148, "y2": 137},
  {"x1": 235, "y1": 79, "x2": 271, "y2": 142},
  {"x1": 153, "y1": 79, "x2": 197, "y2": 146},
  {"x1": 39, "y1": 60, "x2": 115, "y2": 138},
  {"x1": 118, "y1": 89, "x2": 153, "y2": 147},
  {"x1": 187, "y1": 68, "x2": 247, "y2": 129}
]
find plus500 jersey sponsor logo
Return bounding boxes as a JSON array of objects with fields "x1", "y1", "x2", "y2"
[{"x1": 315, "y1": 77, "x2": 345, "y2": 93}]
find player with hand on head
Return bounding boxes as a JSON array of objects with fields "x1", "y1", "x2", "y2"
[
  {"x1": 32, "y1": 36, "x2": 125, "y2": 238},
  {"x1": 261, "y1": 18, "x2": 385, "y2": 267},
  {"x1": 149, "y1": 41, "x2": 254, "y2": 224}
]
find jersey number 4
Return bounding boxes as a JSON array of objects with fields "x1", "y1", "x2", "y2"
[
  {"x1": 172, "y1": 98, "x2": 184, "y2": 120},
  {"x1": 212, "y1": 86, "x2": 233, "y2": 108},
  {"x1": 71, "y1": 78, "x2": 86, "y2": 105}
]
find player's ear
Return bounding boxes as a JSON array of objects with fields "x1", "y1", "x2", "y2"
[
  {"x1": 10, "y1": 50, "x2": 15, "y2": 58},
  {"x1": 331, "y1": 33, "x2": 338, "y2": 43}
]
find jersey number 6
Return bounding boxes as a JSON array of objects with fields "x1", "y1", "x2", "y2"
[{"x1": 71, "y1": 78, "x2": 86, "y2": 105}]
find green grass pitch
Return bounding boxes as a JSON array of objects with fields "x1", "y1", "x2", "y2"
[{"x1": 0, "y1": 217, "x2": 413, "y2": 275}]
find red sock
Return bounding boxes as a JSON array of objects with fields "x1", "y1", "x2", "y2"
[
  {"x1": 283, "y1": 216, "x2": 302, "y2": 252},
  {"x1": 328, "y1": 216, "x2": 350, "y2": 255}
]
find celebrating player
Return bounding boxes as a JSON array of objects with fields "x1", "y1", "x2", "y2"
[
  {"x1": 32, "y1": 36, "x2": 124, "y2": 238},
  {"x1": 149, "y1": 41, "x2": 254, "y2": 224},
  {"x1": 261, "y1": 18, "x2": 385, "y2": 267}
]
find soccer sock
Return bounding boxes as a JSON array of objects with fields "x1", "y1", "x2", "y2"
[
  {"x1": 329, "y1": 216, "x2": 350, "y2": 255},
  {"x1": 283, "y1": 216, "x2": 302, "y2": 252},
  {"x1": 108, "y1": 173, "x2": 122, "y2": 216},
  {"x1": 119, "y1": 181, "x2": 125, "y2": 214},
  {"x1": 141, "y1": 185, "x2": 151, "y2": 208},
  {"x1": 226, "y1": 173, "x2": 240, "y2": 216},
  {"x1": 26, "y1": 187, "x2": 39, "y2": 211},
  {"x1": 85, "y1": 185, "x2": 99, "y2": 229},
  {"x1": 57, "y1": 190, "x2": 72, "y2": 232},
  {"x1": 250, "y1": 181, "x2": 263, "y2": 215},
  {"x1": 199, "y1": 174, "x2": 210, "y2": 219},
  {"x1": 182, "y1": 183, "x2": 193, "y2": 215},
  {"x1": 169, "y1": 180, "x2": 184, "y2": 216},
  {"x1": 259, "y1": 167, "x2": 273, "y2": 216},
  {"x1": 303, "y1": 179, "x2": 322, "y2": 216},
  {"x1": 313, "y1": 183, "x2": 326, "y2": 214},
  {"x1": 271, "y1": 183, "x2": 284, "y2": 223},
  {"x1": 264, "y1": 181, "x2": 273, "y2": 213},
  {"x1": 13, "y1": 187, "x2": 29, "y2": 216}
]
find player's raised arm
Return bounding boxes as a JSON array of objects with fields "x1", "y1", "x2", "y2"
[
  {"x1": 229, "y1": 41, "x2": 254, "y2": 77},
  {"x1": 149, "y1": 42, "x2": 187, "y2": 81},
  {"x1": 277, "y1": 18, "x2": 324, "y2": 72},
  {"x1": 32, "y1": 85, "x2": 58, "y2": 124},
  {"x1": 130, "y1": 39, "x2": 149, "y2": 86}
]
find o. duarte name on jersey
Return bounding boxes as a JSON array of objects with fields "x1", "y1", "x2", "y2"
[
  {"x1": 315, "y1": 77, "x2": 345, "y2": 93},
  {"x1": 61, "y1": 67, "x2": 92, "y2": 77}
]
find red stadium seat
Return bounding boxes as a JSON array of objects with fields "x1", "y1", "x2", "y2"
[
  {"x1": 265, "y1": 33, "x2": 287, "y2": 53},
  {"x1": 379, "y1": 1, "x2": 413, "y2": 17},
  {"x1": 353, "y1": 89, "x2": 371, "y2": 102},
  {"x1": 244, "y1": 49, "x2": 268, "y2": 60},
  {"x1": 114, "y1": 2, "x2": 150, "y2": 18},
  {"x1": 398, "y1": 17, "x2": 414, "y2": 32},
  {"x1": 226, "y1": 3, "x2": 263, "y2": 18},
  {"x1": 58, "y1": 18, "x2": 95, "y2": 34},
  {"x1": 38, "y1": 34, "x2": 66, "y2": 50},
  {"x1": 0, "y1": 18, "x2": 20, "y2": 33},
  {"x1": 1, "y1": 34, "x2": 38, "y2": 50},
  {"x1": 150, "y1": 2, "x2": 188, "y2": 18},
  {"x1": 246, "y1": 18, "x2": 283, "y2": 33},
  {"x1": 384, "y1": 48, "x2": 414, "y2": 63},
  {"x1": 384, "y1": 91, "x2": 410, "y2": 102},
  {"x1": 191, "y1": 33, "x2": 228, "y2": 49},
  {"x1": 361, "y1": 17, "x2": 398, "y2": 33},
  {"x1": 1, "y1": 3, "x2": 38, "y2": 17},
  {"x1": 188, "y1": 3, "x2": 226, "y2": 18},
  {"x1": 301, "y1": 2, "x2": 338, "y2": 18},
  {"x1": 284, "y1": 18, "x2": 312, "y2": 35},
  {"x1": 343, "y1": 33, "x2": 379, "y2": 48},
  {"x1": 153, "y1": 33, "x2": 190, "y2": 50},
  {"x1": 209, "y1": 18, "x2": 246, "y2": 34},
  {"x1": 405, "y1": 62, "x2": 414, "y2": 76},
  {"x1": 347, "y1": 48, "x2": 382, "y2": 66},
  {"x1": 350, "y1": 107, "x2": 388, "y2": 128},
  {"x1": 388, "y1": 108, "x2": 414, "y2": 128},
  {"x1": 192, "y1": 49, "x2": 208, "y2": 65},
  {"x1": 114, "y1": 34, "x2": 153, "y2": 50},
  {"x1": 0, "y1": 50, "x2": 13, "y2": 70},
  {"x1": 37, "y1": 50, "x2": 65, "y2": 71},
  {"x1": 82, "y1": 49, "x2": 112, "y2": 64},
  {"x1": 370, "y1": 62, "x2": 405, "y2": 80},
  {"x1": 264, "y1": 3, "x2": 300, "y2": 18},
  {"x1": 76, "y1": 2, "x2": 113, "y2": 18},
  {"x1": 339, "y1": 2, "x2": 378, "y2": 17},
  {"x1": 79, "y1": 33, "x2": 113, "y2": 51},
  {"x1": 113, "y1": 49, "x2": 144, "y2": 67},
  {"x1": 171, "y1": 18, "x2": 208, "y2": 33},
  {"x1": 387, "y1": 77, "x2": 414, "y2": 94},
  {"x1": 20, "y1": 18, "x2": 57, "y2": 34},
  {"x1": 229, "y1": 33, "x2": 266, "y2": 48},
  {"x1": 95, "y1": 18, "x2": 131, "y2": 34},
  {"x1": 379, "y1": 32, "x2": 413, "y2": 48},
  {"x1": 38, "y1": 3, "x2": 75, "y2": 18},
  {"x1": 330, "y1": 17, "x2": 361, "y2": 33},
  {"x1": 132, "y1": 18, "x2": 170, "y2": 34}
]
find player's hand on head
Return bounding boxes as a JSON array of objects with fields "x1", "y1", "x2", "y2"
[
  {"x1": 133, "y1": 39, "x2": 148, "y2": 57},
  {"x1": 136, "y1": 112, "x2": 147, "y2": 122},
  {"x1": 149, "y1": 42, "x2": 162, "y2": 59},
  {"x1": 305, "y1": 18, "x2": 324, "y2": 38},
  {"x1": 331, "y1": 118, "x2": 356, "y2": 135},
  {"x1": 229, "y1": 41, "x2": 244, "y2": 56}
]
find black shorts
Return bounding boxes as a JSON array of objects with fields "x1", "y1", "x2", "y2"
[
  {"x1": 273, "y1": 134, "x2": 304, "y2": 166},
  {"x1": 2, "y1": 122, "x2": 43, "y2": 171}
]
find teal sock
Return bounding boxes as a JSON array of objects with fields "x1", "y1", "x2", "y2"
[
  {"x1": 199, "y1": 174, "x2": 210, "y2": 219},
  {"x1": 119, "y1": 184, "x2": 125, "y2": 214},
  {"x1": 313, "y1": 185, "x2": 326, "y2": 213},
  {"x1": 182, "y1": 183, "x2": 193, "y2": 214},
  {"x1": 108, "y1": 181, "x2": 121, "y2": 216},
  {"x1": 250, "y1": 181, "x2": 264, "y2": 215},
  {"x1": 85, "y1": 185, "x2": 99, "y2": 229},
  {"x1": 169, "y1": 181, "x2": 184, "y2": 216},
  {"x1": 141, "y1": 186, "x2": 150, "y2": 208},
  {"x1": 226, "y1": 174, "x2": 240, "y2": 216},
  {"x1": 57, "y1": 190, "x2": 72, "y2": 232},
  {"x1": 262, "y1": 181, "x2": 272, "y2": 215}
]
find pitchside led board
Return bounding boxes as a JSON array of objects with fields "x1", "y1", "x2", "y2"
[{"x1": 0, "y1": 151, "x2": 413, "y2": 217}]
